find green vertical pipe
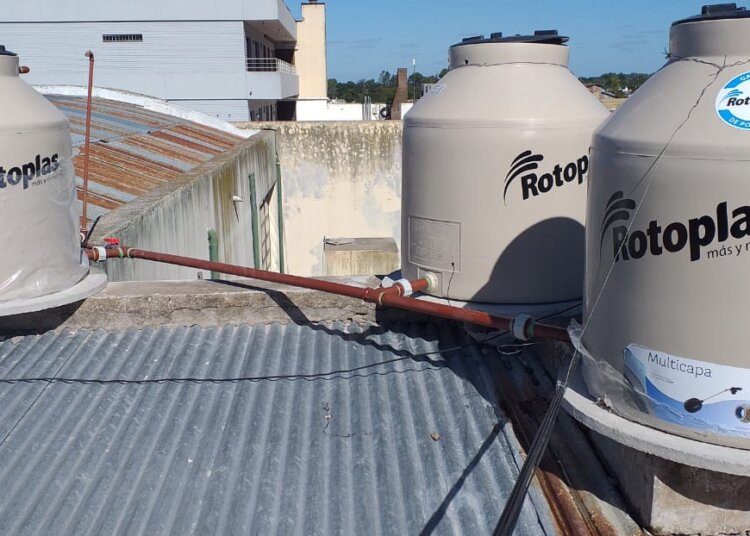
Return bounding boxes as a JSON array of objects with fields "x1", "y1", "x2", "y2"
[
  {"x1": 207, "y1": 228, "x2": 219, "y2": 279},
  {"x1": 276, "y1": 158, "x2": 286, "y2": 274},
  {"x1": 249, "y1": 173, "x2": 261, "y2": 269}
]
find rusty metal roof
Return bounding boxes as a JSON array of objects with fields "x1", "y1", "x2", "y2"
[
  {"x1": 47, "y1": 95, "x2": 243, "y2": 223},
  {"x1": 0, "y1": 321, "x2": 557, "y2": 535}
]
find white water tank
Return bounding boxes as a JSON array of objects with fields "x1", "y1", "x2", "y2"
[
  {"x1": 0, "y1": 46, "x2": 103, "y2": 314},
  {"x1": 583, "y1": 4, "x2": 750, "y2": 448},
  {"x1": 401, "y1": 31, "x2": 608, "y2": 303}
]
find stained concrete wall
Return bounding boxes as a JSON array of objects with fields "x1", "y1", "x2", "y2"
[
  {"x1": 92, "y1": 131, "x2": 279, "y2": 282},
  {"x1": 246, "y1": 121, "x2": 403, "y2": 276}
]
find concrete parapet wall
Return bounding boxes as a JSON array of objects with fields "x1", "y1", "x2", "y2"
[
  {"x1": 18, "y1": 278, "x2": 378, "y2": 333},
  {"x1": 247, "y1": 121, "x2": 403, "y2": 276},
  {"x1": 324, "y1": 237, "x2": 399, "y2": 276},
  {"x1": 92, "y1": 131, "x2": 278, "y2": 282}
]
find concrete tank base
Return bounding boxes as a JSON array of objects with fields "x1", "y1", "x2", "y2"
[
  {"x1": 0, "y1": 266, "x2": 107, "y2": 318},
  {"x1": 564, "y1": 362, "x2": 750, "y2": 534}
]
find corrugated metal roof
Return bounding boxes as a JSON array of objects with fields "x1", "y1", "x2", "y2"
[
  {"x1": 47, "y1": 95, "x2": 243, "y2": 222},
  {"x1": 0, "y1": 321, "x2": 556, "y2": 536}
]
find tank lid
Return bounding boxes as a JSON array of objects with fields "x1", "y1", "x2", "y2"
[
  {"x1": 453, "y1": 30, "x2": 568, "y2": 47},
  {"x1": 0, "y1": 46, "x2": 17, "y2": 57},
  {"x1": 672, "y1": 3, "x2": 750, "y2": 26}
]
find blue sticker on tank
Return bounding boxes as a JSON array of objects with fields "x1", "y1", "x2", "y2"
[
  {"x1": 624, "y1": 344, "x2": 750, "y2": 438},
  {"x1": 716, "y1": 72, "x2": 750, "y2": 130}
]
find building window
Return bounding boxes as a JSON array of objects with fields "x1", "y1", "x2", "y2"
[{"x1": 102, "y1": 34, "x2": 143, "y2": 43}]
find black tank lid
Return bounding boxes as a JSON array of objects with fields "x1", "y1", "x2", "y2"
[
  {"x1": 0, "y1": 46, "x2": 17, "y2": 57},
  {"x1": 453, "y1": 30, "x2": 568, "y2": 47},
  {"x1": 673, "y1": 3, "x2": 750, "y2": 26}
]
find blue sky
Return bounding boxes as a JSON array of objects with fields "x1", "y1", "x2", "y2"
[{"x1": 288, "y1": 0, "x2": 710, "y2": 80}]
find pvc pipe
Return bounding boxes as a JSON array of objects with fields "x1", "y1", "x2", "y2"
[
  {"x1": 276, "y1": 158, "x2": 286, "y2": 274},
  {"x1": 248, "y1": 173, "x2": 261, "y2": 269},
  {"x1": 207, "y1": 228, "x2": 219, "y2": 279},
  {"x1": 86, "y1": 246, "x2": 569, "y2": 342}
]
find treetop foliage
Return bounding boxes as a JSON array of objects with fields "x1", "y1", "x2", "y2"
[{"x1": 328, "y1": 70, "x2": 651, "y2": 103}]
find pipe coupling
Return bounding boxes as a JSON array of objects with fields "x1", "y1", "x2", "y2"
[
  {"x1": 395, "y1": 278, "x2": 414, "y2": 297},
  {"x1": 511, "y1": 314, "x2": 534, "y2": 341},
  {"x1": 92, "y1": 246, "x2": 107, "y2": 262}
]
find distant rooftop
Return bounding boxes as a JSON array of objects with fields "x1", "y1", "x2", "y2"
[{"x1": 47, "y1": 94, "x2": 245, "y2": 223}]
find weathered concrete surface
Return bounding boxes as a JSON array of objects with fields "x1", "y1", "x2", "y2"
[
  {"x1": 324, "y1": 237, "x2": 399, "y2": 276},
  {"x1": 563, "y1": 349, "x2": 750, "y2": 534},
  {"x1": 90, "y1": 131, "x2": 279, "y2": 282},
  {"x1": 5, "y1": 277, "x2": 380, "y2": 333},
  {"x1": 592, "y1": 431, "x2": 750, "y2": 535},
  {"x1": 245, "y1": 122, "x2": 403, "y2": 277},
  {"x1": 564, "y1": 360, "x2": 750, "y2": 477}
]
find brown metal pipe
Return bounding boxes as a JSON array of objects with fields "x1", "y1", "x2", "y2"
[
  {"x1": 87, "y1": 246, "x2": 422, "y2": 304},
  {"x1": 80, "y1": 50, "x2": 95, "y2": 238},
  {"x1": 378, "y1": 277, "x2": 429, "y2": 296},
  {"x1": 86, "y1": 246, "x2": 570, "y2": 342}
]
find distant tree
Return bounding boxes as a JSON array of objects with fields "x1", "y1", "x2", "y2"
[
  {"x1": 579, "y1": 72, "x2": 652, "y2": 97},
  {"x1": 327, "y1": 66, "x2": 655, "y2": 103},
  {"x1": 407, "y1": 72, "x2": 440, "y2": 99},
  {"x1": 378, "y1": 70, "x2": 396, "y2": 87},
  {"x1": 327, "y1": 78, "x2": 338, "y2": 99}
]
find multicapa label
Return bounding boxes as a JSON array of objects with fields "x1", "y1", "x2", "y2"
[
  {"x1": 716, "y1": 71, "x2": 750, "y2": 130},
  {"x1": 624, "y1": 344, "x2": 750, "y2": 437},
  {"x1": 503, "y1": 150, "x2": 589, "y2": 203},
  {"x1": 0, "y1": 153, "x2": 60, "y2": 191},
  {"x1": 601, "y1": 191, "x2": 750, "y2": 262}
]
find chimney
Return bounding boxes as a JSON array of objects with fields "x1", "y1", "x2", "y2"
[{"x1": 390, "y1": 67, "x2": 409, "y2": 120}]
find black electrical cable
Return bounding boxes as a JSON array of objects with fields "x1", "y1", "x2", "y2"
[
  {"x1": 0, "y1": 327, "x2": 515, "y2": 386},
  {"x1": 534, "y1": 301, "x2": 582, "y2": 322},
  {"x1": 493, "y1": 350, "x2": 581, "y2": 536},
  {"x1": 81, "y1": 215, "x2": 103, "y2": 247}
]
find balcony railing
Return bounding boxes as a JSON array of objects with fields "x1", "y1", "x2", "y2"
[{"x1": 246, "y1": 58, "x2": 298, "y2": 75}]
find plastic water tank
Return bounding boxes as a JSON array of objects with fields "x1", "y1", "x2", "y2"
[
  {"x1": 583, "y1": 4, "x2": 750, "y2": 447},
  {"x1": 401, "y1": 31, "x2": 608, "y2": 303},
  {"x1": 0, "y1": 46, "x2": 91, "y2": 306}
]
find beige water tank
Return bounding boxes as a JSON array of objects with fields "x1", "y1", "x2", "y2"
[
  {"x1": 401, "y1": 31, "x2": 608, "y2": 303},
  {"x1": 0, "y1": 46, "x2": 89, "y2": 305},
  {"x1": 583, "y1": 4, "x2": 750, "y2": 448}
]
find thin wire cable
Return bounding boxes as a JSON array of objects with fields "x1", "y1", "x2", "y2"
[
  {"x1": 580, "y1": 56, "x2": 741, "y2": 341},
  {"x1": 494, "y1": 56, "x2": 747, "y2": 535},
  {"x1": 0, "y1": 329, "x2": 512, "y2": 386}
]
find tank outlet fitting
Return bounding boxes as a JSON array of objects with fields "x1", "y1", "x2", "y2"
[
  {"x1": 511, "y1": 314, "x2": 534, "y2": 341},
  {"x1": 423, "y1": 271, "x2": 439, "y2": 293}
]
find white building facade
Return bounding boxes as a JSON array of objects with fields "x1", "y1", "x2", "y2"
[{"x1": 0, "y1": 0, "x2": 299, "y2": 121}]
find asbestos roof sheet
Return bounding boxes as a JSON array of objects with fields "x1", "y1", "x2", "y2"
[
  {"x1": 0, "y1": 321, "x2": 557, "y2": 535},
  {"x1": 47, "y1": 95, "x2": 243, "y2": 222}
]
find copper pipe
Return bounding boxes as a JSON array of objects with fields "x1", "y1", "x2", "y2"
[
  {"x1": 80, "y1": 50, "x2": 95, "y2": 238},
  {"x1": 86, "y1": 246, "x2": 569, "y2": 342},
  {"x1": 378, "y1": 277, "x2": 429, "y2": 297},
  {"x1": 87, "y1": 246, "x2": 423, "y2": 304}
]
